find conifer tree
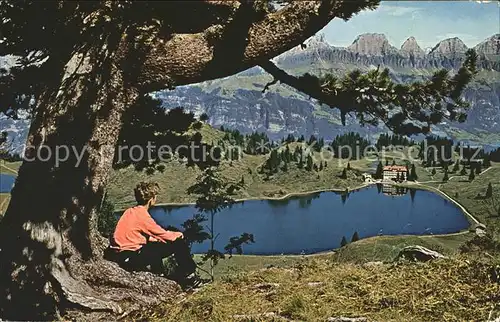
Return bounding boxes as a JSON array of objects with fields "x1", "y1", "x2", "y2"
[
  {"x1": 341, "y1": 168, "x2": 348, "y2": 179},
  {"x1": 298, "y1": 155, "x2": 304, "y2": 169},
  {"x1": 486, "y1": 183, "x2": 493, "y2": 198},
  {"x1": 347, "y1": 162, "x2": 351, "y2": 170},
  {"x1": 285, "y1": 145, "x2": 291, "y2": 162},
  {"x1": 469, "y1": 168, "x2": 475, "y2": 181},
  {"x1": 340, "y1": 236, "x2": 348, "y2": 247},
  {"x1": 453, "y1": 161, "x2": 460, "y2": 172},
  {"x1": 351, "y1": 231, "x2": 360, "y2": 242},
  {"x1": 460, "y1": 165, "x2": 467, "y2": 176},
  {"x1": 443, "y1": 168, "x2": 449, "y2": 182},
  {"x1": 375, "y1": 161, "x2": 384, "y2": 179},
  {"x1": 483, "y1": 155, "x2": 491, "y2": 168},
  {"x1": 306, "y1": 154, "x2": 314, "y2": 171},
  {"x1": 410, "y1": 164, "x2": 418, "y2": 181}
]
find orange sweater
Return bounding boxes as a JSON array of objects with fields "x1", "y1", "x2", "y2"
[{"x1": 111, "y1": 205, "x2": 182, "y2": 251}]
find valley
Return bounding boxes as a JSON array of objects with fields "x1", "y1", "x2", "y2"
[{"x1": 2, "y1": 124, "x2": 498, "y2": 254}]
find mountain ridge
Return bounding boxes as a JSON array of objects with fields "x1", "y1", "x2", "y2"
[{"x1": 1, "y1": 33, "x2": 499, "y2": 155}]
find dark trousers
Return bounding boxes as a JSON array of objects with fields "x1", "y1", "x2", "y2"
[{"x1": 106, "y1": 240, "x2": 196, "y2": 280}]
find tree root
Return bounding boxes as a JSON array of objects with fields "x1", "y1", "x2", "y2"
[{"x1": 58, "y1": 258, "x2": 181, "y2": 320}]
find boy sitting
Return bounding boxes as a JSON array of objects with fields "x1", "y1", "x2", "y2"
[{"x1": 107, "y1": 182, "x2": 198, "y2": 287}]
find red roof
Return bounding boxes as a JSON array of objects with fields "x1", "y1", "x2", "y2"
[{"x1": 383, "y1": 165, "x2": 407, "y2": 172}]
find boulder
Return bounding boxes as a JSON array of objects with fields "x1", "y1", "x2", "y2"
[
  {"x1": 254, "y1": 282, "x2": 280, "y2": 290},
  {"x1": 396, "y1": 246, "x2": 445, "y2": 262},
  {"x1": 362, "y1": 261, "x2": 384, "y2": 269},
  {"x1": 232, "y1": 312, "x2": 288, "y2": 321},
  {"x1": 474, "y1": 223, "x2": 487, "y2": 237},
  {"x1": 327, "y1": 317, "x2": 368, "y2": 322}
]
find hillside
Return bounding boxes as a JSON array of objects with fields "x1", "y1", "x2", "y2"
[
  {"x1": 107, "y1": 124, "x2": 367, "y2": 210},
  {"x1": 137, "y1": 253, "x2": 500, "y2": 321}
]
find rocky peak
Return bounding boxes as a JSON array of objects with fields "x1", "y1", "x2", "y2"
[
  {"x1": 275, "y1": 33, "x2": 330, "y2": 62},
  {"x1": 474, "y1": 34, "x2": 500, "y2": 55},
  {"x1": 347, "y1": 33, "x2": 398, "y2": 56},
  {"x1": 306, "y1": 33, "x2": 328, "y2": 47},
  {"x1": 429, "y1": 37, "x2": 468, "y2": 56},
  {"x1": 400, "y1": 37, "x2": 425, "y2": 58}
]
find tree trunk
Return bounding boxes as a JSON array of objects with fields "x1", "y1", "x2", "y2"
[{"x1": 0, "y1": 37, "x2": 179, "y2": 320}]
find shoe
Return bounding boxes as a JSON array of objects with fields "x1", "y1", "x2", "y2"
[{"x1": 180, "y1": 274, "x2": 209, "y2": 291}]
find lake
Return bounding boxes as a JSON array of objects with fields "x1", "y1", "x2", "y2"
[
  {"x1": 148, "y1": 185, "x2": 470, "y2": 255},
  {"x1": 0, "y1": 173, "x2": 16, "y2": 193}
]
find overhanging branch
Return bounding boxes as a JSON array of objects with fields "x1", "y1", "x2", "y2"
[
  {"x1": 138, "y1": 0, "x2": 380, "y2": 91},
  {"x1": 259, "y1": 60, "x2": 328, "y2": 102}
]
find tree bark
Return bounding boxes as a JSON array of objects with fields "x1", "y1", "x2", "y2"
[
  {"x1": 0, "y1": 34, "x2": 181, "y2": 319},
  {"x1": 139, "y1": 0, "x2": 378, "y2": 90}
]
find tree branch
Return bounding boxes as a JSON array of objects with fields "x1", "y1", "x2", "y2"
[
  {"x1": 259, "y1": 49, "x2": 478, "y2": 136},
  {"x1": 138, "y1": 0, "x2": 379, "y2": 91}
]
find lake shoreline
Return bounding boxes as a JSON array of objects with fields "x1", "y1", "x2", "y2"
[
  {"x1": 144, "y1": 181, "x2": 473, "y2": 256},
  {"x1": 118, "y1": 180, "x2": 481, "y2": 230},
  {"x1": 388, "y1": 181, "x2": 480, "y2": 226},
  {"x1": 132, "y1": 182, "x2": 376, "y2": 211}
]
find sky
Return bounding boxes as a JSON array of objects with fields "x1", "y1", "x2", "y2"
[{"x1": 321, "y1": 1, "x2": 499, "y2": 49}]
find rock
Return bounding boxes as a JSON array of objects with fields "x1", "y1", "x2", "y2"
[
  {"x1": 429, "y1": 37, "x2": 468, "y2": 56},
  {"x1": 396, "y1": 246, "x2": 446, "y2": 262},
  {"x1": 475, "y1": 223, "x2": 487, "y2": 230},
  {"x1": 307, "y1": 282, "x2": 324, "y2": 287},
  {"x1": 473, "y1": 223, "x2": 487, "y2": 237},
  {"x1": 254, "y1": 282, "x2": 280, "y2": 290},
  {"x1": 362, "y1": 261, "x2": 384, "y2": 269},
  {"x1": 327, "y1": 317, "x2": 368, "y2": 322},
  {"x1": 400, "y1": 37, "x2": 425, "y2": 58},
  {"x1": 347, "y1": 33, "x2": 399, "y2": 56},
  {"x1": 475, "y1": 34, "x2": 500, "y2": 55},
  {"x1": 232, "y1": 312, "x2": 288, "y2": 321}
]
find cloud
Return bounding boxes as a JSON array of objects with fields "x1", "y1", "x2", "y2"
[{"x1": 357, "y1": 4, "x2": 423, "y2": 18}]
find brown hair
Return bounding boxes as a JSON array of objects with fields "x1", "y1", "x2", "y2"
[{"x1": 134, "y1": 182, "x2": 160, "y2": 205}]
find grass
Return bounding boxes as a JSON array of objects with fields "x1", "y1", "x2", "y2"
[
  {"x1": 192, "y1": 230, "x2": 475, "y2": 280},
  {"x1": 140, "y1": 254, "x2": 500, "y2": 321},
  {"x1": 437, "y1": 165, "x2": 500, "y2": 232},
  {"x1": 0, "y1": 160, "x2": 21, "y2": 175},
  {"x1": 108, "y1": 124, "x2": 368, "y2": 210},
  {"x1": 0, "y1": 193, "x2": 11, "y2": 216}
]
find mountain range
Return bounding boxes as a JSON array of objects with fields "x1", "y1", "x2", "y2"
[
  {"x1": 1, "y1": 33, "x2": 499, "y2": 154},
  {"x1": 155, "y1": 33, "x2": 500, "y2": 143}
]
